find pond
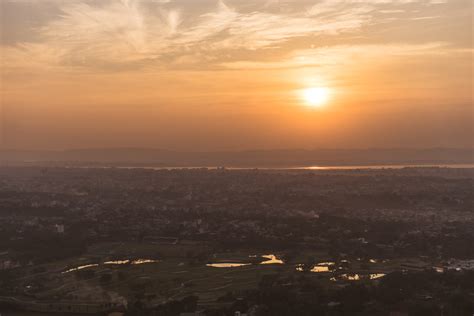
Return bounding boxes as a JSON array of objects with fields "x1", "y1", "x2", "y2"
[
  {"x1": 330, "y1": 273, "x2": 386, "y2": 281},
  {"x1": 62, "y1": 258, "x2": 161, "y2": 273},
  {"x1": 296, "y1": 262, "x2": 335, "y2": 273},
  {"x1": 206, "y1": 254, "x2": 283, "y2": 268},
  {"x1": 206, "y1": 263, "x2": 252, "y2": 268}
]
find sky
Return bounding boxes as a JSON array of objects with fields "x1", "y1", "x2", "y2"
[{"x1": 0, "y1": 0, "x2": 472, "y2": 151}]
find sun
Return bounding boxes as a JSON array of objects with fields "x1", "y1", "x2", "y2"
[{"x1": 302, "y1": 87, "x2": 331, "y2": 107}]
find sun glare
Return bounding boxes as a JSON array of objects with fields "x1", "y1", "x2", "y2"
[{"x1": 302, "y1": 87, "x2": 331, "y2": 107}]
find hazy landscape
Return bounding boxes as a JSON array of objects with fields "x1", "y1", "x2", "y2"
[
  {"x1": 0, "y1": 166, "x2": 473, "y2": 316},
  {"x1": 1, "y1": 148, "x2": 472, "y2": 168},
  {"x1": 1, "y1": 0, "x2": 473, "y2": 315}
]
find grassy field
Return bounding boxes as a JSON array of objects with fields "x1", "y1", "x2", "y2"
[{"x1": 14, "y1": 241, "x2": 431, "y2": 309}]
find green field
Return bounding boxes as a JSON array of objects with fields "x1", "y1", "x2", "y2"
[{"x1": 12, "y1": 241, "x2": 428, "y2": 310}]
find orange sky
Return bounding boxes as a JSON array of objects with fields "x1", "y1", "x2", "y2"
[{"x1": 1, "y1": 0, "x2": 472, "y2": 150}]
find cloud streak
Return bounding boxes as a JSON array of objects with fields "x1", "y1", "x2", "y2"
[{"x1": 1, "y1": 0, "x2": 464, "y2": 73}]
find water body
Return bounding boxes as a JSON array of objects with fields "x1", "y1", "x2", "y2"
[
  {"x1": 294, "y1": 164, "x2": 474, "y2": 170},
  {"x1": 259, "y1": 254, "x2": 284, "y2": 265},
  {"x1": 62, "y1": 263, "x2": 99, "y2": 274},
  {"x1": 207, "y1": 254, "x2": 284, "y2": 268},
  {"x1": 296, "y1": 262, "x2": 336, "y2": 272},
  {"x1": 330, "y1": 273, "x2": 386, "y2": 281},
  {"x1": 62, "y1": 258, "x2": 160, "y2": 273},
  {"x1": 77, "y1": 164, "x2": 474, "y2": 171},
  {"x1": 206, "y1": 263, "x2": 252, "y2": 268}
]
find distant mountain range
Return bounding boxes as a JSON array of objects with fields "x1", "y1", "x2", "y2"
[{"x1": 0, "y1": 148, "x2": 472, "y2": 167}]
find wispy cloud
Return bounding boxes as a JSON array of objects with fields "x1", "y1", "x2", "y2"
[
  {"x1": 220, "y1": 42, "x2": 462, "y2": 70},
  {"x1": 1, "y1": 0, "x2": 459, "y2": 72}
]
